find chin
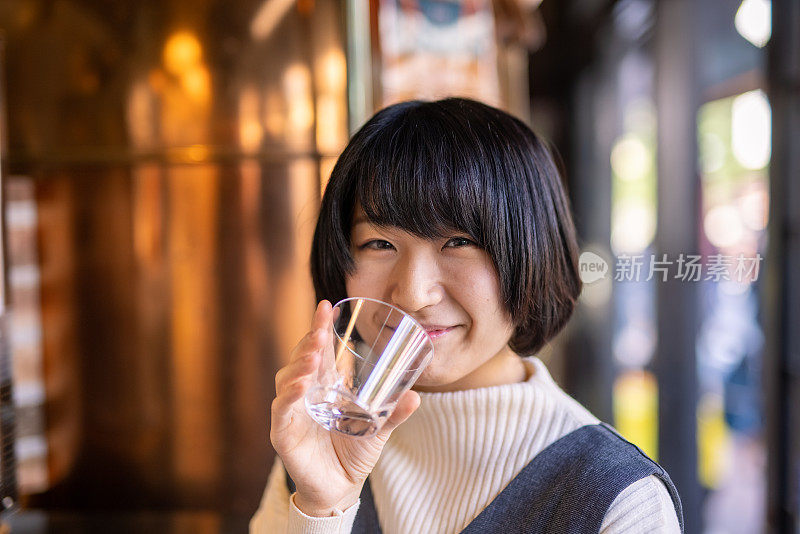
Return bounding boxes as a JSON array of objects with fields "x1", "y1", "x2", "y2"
[{"x1": 413, "y1": 362, "x2": 461, "y2": 388}]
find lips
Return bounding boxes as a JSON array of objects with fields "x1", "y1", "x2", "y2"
[
  {"x1": 383, "y1": 322, "x2": 458, "y2": 340},
  {"x1": 419, "y1": 324, "x2": 457, "y2": 340}
]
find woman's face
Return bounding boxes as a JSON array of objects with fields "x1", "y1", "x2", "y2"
[{"x1": 346, "y1": 208, "x2": 518, "y2": 392}]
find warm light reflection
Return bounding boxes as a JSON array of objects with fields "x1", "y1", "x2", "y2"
[
  {"x1": 316, "y1": 48, "x2": 347, "y2": 93},
  {"x1": 239, "y1": 160, "x2": 270, "y2": 343},
  {"x1": 316, "y1": 95, "x2": 344, "y2": 153},
  {"x1": 187, "y1": 145, "x2": 210, "y2": 162},
  {"x1": 613, "y1": 370, "x2": 658, "y2": 460},
  {"x1": 263, "y1": 89, "x2": 285, "y2": 139},
  {"x1": 127, "y1": 80, "x2": 156, "y2": 150},
  {"x1": 738, "y1": 182, "x2": 769, "y2": 232},
  {"x1": 731, "y1": 90, "x2": 771, "y2": 170},
  {"x1": 6, "y1": 179, "x2": 49, "y2": 493},
  {"x1": 314, "y1": 47, "x2": 348, "y2": 155},
  {"x1": 181, "y1": 65, "x2": 211, "y2": 104},
  {"x1": 163, "y1": 31, "x2": 203, "y2": 76},
  {"x1": 704, "y1": 204, "x2": 745, "y2": 249},
  {"x1": 698, "y1": 392, "x2": 730, "y2": 488},
  {"x1": 274, "y1": 159, "x2": 318, "y2": 365},
  {"x1": 148, "y1": 69, "x2": 168, "y2": 92},
  {"x1": 130, "y1": 164, "x2": 169, "y2": 486},
  {"x1": 735, "y1": 0, "x2": 772, "y2": 48},
  {"x1": 162, "y1": 31, "x2": 211, "y2": 106},
  {"x1": 610, "y1": 98, "x2": 657, "y2": 257},
  {"x1": 611, "y1": 200, "x2": 656, "y2": 255},
  {"x1": 132, "y1": 165, "x2": 163, "y2": 264},
  {"x1": 320, "y1": 156, "x2": 337, "y2": 195},
  {"x1": 156, "y1": 30, "x2": 212, "y2": 148},
  {"x1": 239, "y1": 86, "x2": 263, "y2": 152},
  {"x1": 284, "y1": 64, "x2": 314, "y2": 148},
  {"x1": 250, "y1": 0, "x2": 296, "y2": 41},
  {"x1": 611, "y1": 134, "x2": 651, "y2": 182},
  {"x1": 168, "y1": 165, "x2": 221, "y2": 488}
]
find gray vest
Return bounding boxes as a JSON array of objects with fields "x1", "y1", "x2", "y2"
[{"x1": 285, "y1": 423, "x2": 684, "y2": 533}]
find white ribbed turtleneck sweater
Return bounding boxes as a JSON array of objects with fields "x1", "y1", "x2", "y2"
[{"x1": 251, "y1": 357, "x2": 680, "y2": 533}]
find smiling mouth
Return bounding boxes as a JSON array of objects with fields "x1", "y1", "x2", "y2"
[
  {"x1": 424, "y1": 326, "x2": 455, "y2": 340},
  {"x1": 384, "y1": 323, "x2": 457, "y2": 340},
  {"x1": 381, "y1": 324, "x2": 458, "y2": 335}
]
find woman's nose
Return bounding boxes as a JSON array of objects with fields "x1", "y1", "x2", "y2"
[{"x1": 388, "y1": 254, "x2": 443, "y2": 313}]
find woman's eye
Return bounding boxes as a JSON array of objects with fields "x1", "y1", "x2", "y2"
[
  {"x1": 444, "y1": 237, "x2": 475, "y2": 249},
  {"x1": 360, "y1": 239, "x2": 395, "y2": 250}
]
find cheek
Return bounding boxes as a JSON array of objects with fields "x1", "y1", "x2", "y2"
[
  {"x1": 446, "y1": 261, "x2": 508, "y2": 319},
  {"x1": 445, "y1": 264, "x2": 515, "y2": 354},
  {"x1": 345, "y1": 262, "x2": 390, "y2": 300}
]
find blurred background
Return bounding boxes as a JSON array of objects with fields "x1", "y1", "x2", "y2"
[{"x1": 0, "y1": 0, "x2": 797, "y2": 532}]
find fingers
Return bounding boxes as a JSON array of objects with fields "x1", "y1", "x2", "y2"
[
  {"x1": 271, "y1": 300, "x2": 334, "y2": 438},
  {"x1": 271, "y1": 372, "x2": 308, "y2": 416},
  {"x1": 375, "y1": 390, "x2": 421, "y2": 440},
  {"x1": 270, "y1": 373, "x2": 310, "y2": 438},
  {"x1": 275, "y1": 347, "x2": 320, "y2": 396},
  {"x1": 274, "y1": 300, "x2": 334, "y2": 400},
  {"x1": 309, "y1": 300, "x2": 333, "y2": 335},
  {"x1": 271, "y1": 352, "x2": 320, "y2": 438},
  {"x1": 287, "y1": 300, "x2": 332, "y2": 366}
]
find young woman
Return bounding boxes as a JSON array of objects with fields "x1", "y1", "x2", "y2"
[{"x1": 251, "y1": 98, "x2": 683, "y2": 533}]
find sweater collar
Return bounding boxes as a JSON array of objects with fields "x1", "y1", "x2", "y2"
[{"x1": 383, "y1": 357, "x2": 570, "y2": 466}]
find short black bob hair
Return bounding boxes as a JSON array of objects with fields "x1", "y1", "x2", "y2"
[{"x1": 311, "y1": 97, "x2": 582, "y2": 356}]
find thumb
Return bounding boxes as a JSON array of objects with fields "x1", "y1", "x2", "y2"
[{"x1": 375, "y1": 390, "x2": 421, "y2": 440}]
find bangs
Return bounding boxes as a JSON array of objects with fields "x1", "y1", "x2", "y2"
[{"x1": 350, "y1": 104, "x2": 487, "y2": 243}]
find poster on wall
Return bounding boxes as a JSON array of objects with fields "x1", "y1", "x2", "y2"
[{"x1": 378, "y1": 0, "x2": 501, "y2": 107}]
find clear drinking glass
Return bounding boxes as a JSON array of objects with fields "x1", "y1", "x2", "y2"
[{"x1": 305, "y1": 297, "x2": 434, "y2": 437}]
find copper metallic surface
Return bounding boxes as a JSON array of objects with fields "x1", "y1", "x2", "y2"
[{"x1": 0, "y1": 0, "x2": 348, "y2": 516}]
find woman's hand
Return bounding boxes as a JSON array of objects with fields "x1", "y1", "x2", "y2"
[{"x1": 270, "y1": 300, "x2": 421, "y2": 517}]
